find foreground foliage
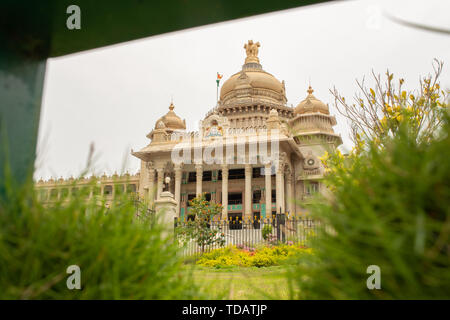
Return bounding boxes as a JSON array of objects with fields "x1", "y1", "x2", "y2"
[
  {"x1": 290, "y1": 115, "x2": 450, "y2": 299},
  {"x1": 0, "y1": 180, "x2": 200, "y2": 299},
  {"x1": 331, "y1": 59, "x2": 448, "y2": 151}
]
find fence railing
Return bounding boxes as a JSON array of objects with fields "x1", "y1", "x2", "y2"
[{"x1": 174, "y1": 214, "x2": 319, "y2": 257}]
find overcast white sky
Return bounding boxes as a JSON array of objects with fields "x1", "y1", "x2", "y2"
[{"x1": 35, "y1": 0, "x2": 450, "y2": 180}]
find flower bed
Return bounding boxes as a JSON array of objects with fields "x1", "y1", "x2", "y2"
[{"x1": 196, "y1": 244, "x2": 313, "y2": 268}]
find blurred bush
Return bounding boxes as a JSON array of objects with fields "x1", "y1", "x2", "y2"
[
  {"x1": 0, "y1": 179, "x2": 200, "y2": 299},
  {"x1": 289, "y1": 115, "x2": 450, "y2": 299}
]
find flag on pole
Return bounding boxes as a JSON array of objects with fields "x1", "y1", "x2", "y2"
[
  {"x1": 216, "y1": 73, "x2": 223, "y2": 103},
  {"x1": 216, "y1": 73, "x2": 223, "y2": 87}
]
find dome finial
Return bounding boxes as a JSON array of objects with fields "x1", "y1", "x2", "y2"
[
  {"x1": 307, "y1": 86, "x2": 314, "y2": 95},
  {"x1": 169, "y1": 101, "x2": 174, "y2": 111},
  {"x1": 244, "y1": 40, "x2": 260, "y2": 64}
]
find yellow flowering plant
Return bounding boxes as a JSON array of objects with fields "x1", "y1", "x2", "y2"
[
  {"x1": 330, "y1": 59, "x2": 448, "y2": 154},
  {"x1": 321, "y1": 60, "x2": 448, "y2": 181}
]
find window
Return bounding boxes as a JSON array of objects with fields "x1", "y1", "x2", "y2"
[
  {"x1": 50, "y1": 188, "x2": 58, "y2": 199},
  {"x1": 104, "y1": 185, "x2": 113, "y2": 196},
  {"x1": 203, "y1": 171, "x2": 212, "y2": 181},
  {"x1": 228, "y1": 192, "x2": 242, "y2": 204},
  {"x1": 60, "y1": 188, "x2": 69, "y2": 198},
  {"x1": 188, "y1": 172, "x2": 196, "y2": 182},
  {"x1": 228, "y1": 169, "x2": 245, "y2": 180},
  {"x1": 127, "y1": 184, "x2": 136, "y2": 193},
  {"x1": 93, "y1": 185, "x2": 101, "y2": 196},
  {"x1": 252, "y1": 190, "x2": 261, "y2": 203},
  {"x1": 115, "y1": 184, "x2": 124, "y2": 195},
  {"x1": 252, "y1": 167, "x2": 263, "y2": 178},
  {"x1": 39, "y1": 189, "x2": 47, "y2": 200},
  {"x1": 305, "y1": 181, "x2": 319, "y2": 195},
  {"x1": 271, "y1": 189, "x2": 276, "y2": 203}
]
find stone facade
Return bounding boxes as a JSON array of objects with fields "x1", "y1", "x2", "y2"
[
  {"x1": 132, "y1": 41, "x2": 342, "y2": 221},
  {"x1": 35, "y1": 41, "x2": 342, "y2": 221}
]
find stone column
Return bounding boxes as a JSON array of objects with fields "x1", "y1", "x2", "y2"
[
  {"x1": 281, "y1": 171, "x2": 285, "y2": 213},
  {"x1": 265, "y1": 162, "x2": 272, "y2": 218},
  {"x1": 276, "y1": 165, "x2": 283, "y2": 214},
  {"x1": 147, "y1": 167, "x2": 155, "y2": 206},
  {"x1": 221, "y1": 164, "x2": 228, "y2": 219},
  {"x1": 156, "y1": 168, "x2": 164, "y2": 200},
  {"x1": 174, "y1": 164, "x2": 182, "y2": 217},
  {"x1": 245, "y1": 164, "x2": 252, "y2": 219},
  {"x1": 286, "y1": 170, "x2": 293, "y2": 214},
  {"x1": 195, "y1": 164, "x2": 203, "y2": 197}
]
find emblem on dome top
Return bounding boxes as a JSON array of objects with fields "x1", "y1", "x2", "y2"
[{"x1": 244, "y1": 40, "x2": 260, "y2": 64}]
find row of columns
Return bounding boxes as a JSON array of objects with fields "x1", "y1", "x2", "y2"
[
  {"x1": 40, "y1": 182, "x2": 139, "y2": 201},
  {"x1": 146, "y1": 162, "x2": 293, "y2": 218}
]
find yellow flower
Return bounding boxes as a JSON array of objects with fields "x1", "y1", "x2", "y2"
[{"x1": 401, "y1": 91, "x2": 407, "y2": 99}]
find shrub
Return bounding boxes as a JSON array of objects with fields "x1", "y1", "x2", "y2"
[
  {"x1": 289, "y1": 115, "x2": 450, "y2": 299},
  {"x1": 197, "y1": 244, "x2": 312, "y2": 268},
  {"x1": 0, "y1": 179, "x2": 200, "y2": 299}
]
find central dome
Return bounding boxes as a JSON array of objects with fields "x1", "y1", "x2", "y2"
[
  {"x1": 220, "y1": 69, "x2": 284, "y2": 100},
  {"x1": 219, "y1": 40, "x2": 287, "y2": 106}
]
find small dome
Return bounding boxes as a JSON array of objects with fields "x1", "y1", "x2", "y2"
[
  {"x1": 156, "y1": 103, "x2": 186, "y2": 130},
  {"x1": 295, "y1": 86, "x2": 329, "y2": 115}
]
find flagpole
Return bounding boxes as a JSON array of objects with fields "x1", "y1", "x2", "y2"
[{"x1": 216, "y1": 73, "x2": 222, "y2": 106}]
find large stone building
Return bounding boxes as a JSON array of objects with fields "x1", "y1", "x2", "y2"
[{"x1": 35, "y1": 41, "x2": 342, "y2": 222}]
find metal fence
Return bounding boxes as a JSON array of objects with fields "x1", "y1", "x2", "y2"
[{"x1": 174, "y1": 214, "x2": 319, "y2": 257}]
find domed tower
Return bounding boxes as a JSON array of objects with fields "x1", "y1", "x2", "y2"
[
  {"x1": 290, "y1": 86, "x2": 342, "y2": 147},
  {"x1": 157, "y1": 102, "x2": 186, "y2": 131},
  {"x1": 146, "y1": 102, "x2": 186, "y2": 143},
  {"x1": 214, "y1": 40, "x2": 294, "y2": 129}
]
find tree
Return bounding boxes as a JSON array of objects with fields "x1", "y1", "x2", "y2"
[
  {"x1": 320, "y1": 60, "x2": 449, "y2": 182},
  {"x1": 331, "y1": 59, "x2": 448, "y2": 153},
  {"x1": 289, "y1": 113, "x2": 450, "y2": 299},
  {"x1": 176, "y1": 194, "x2": 225, "y2": 254}
]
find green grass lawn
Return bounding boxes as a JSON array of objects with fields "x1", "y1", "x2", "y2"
[{"x1": 186, "y1": 265, "x2": 295, "y2": 300}]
